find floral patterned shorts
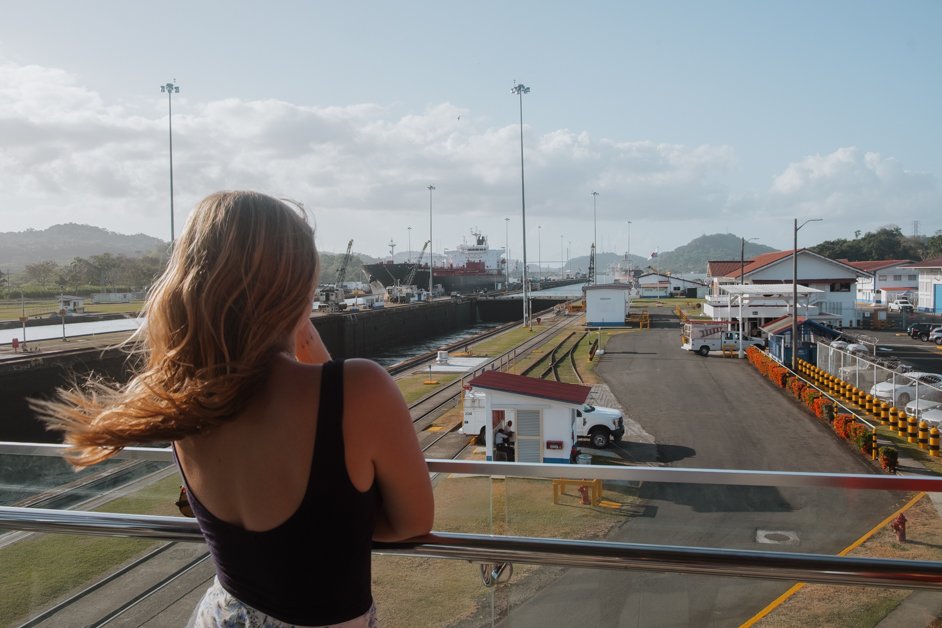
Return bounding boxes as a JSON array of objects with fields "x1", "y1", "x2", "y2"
[{"x1": 188, "y1": 577, "x2": 378, "y2": 628}]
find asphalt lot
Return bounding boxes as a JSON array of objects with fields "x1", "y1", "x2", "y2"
[
  {"x1": 843, "y1": 327, "x2": 942, "y2": 375},
  {"x1": 505, "y1": 310, "x2": 907, "y2": 627}
]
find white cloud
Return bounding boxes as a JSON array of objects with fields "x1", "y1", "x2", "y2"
[
  {"x1": 1, "y1": 59, "x2": 938, "y2": 256},
  {"x1": 767, "y1": 147, "x2": 940, "y2": 222}
]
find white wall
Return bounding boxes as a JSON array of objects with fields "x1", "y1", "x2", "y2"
[
  {"x1": 478, "y1": 389, "x2": 576, "y2": 463},
  {"x1": 749, "y1": 253, "x2": 863, "y2": 327},
  {"x1": 857, "y1": 265, "x2": 918, "y2": 305},
  {"x1": 585, "y1": 288, "x2": 629, "y2": 326},
  {"x1": 917, "y1": 268, "x2": 942, "y2": 312}
]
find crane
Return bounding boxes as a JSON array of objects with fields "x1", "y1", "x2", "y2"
[
  {"x1": 389, "y1": 240, "x2": 429, "y2": 304},
  {"x1": 321, "y1": 239, "x2": 354, "y2": 312}
]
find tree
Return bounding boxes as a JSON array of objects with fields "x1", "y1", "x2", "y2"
[
  {"x1": 23, "y1": 260, "x2": 60, "y2": 288},
  {"x1": 923, "y1": 230, "x2": 942, "y2": 260},
  {"x1": 811, "y1": 226, "x2": 921, "y2": 262}
]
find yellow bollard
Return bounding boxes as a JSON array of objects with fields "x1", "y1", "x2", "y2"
[
  {"x1": 931, "y1": 428, "x2": 940, "y2": 458},
  {"x1": 872, "y1": 430, "x2": 879, "y2": 461},
  {"x1": 919, "y1": 421, "x2": 929, "y2": 450},
  {"x1": 880, "y1": 402, "x2": 890, "y2": 425},
  {"x1": 898, "y1": 412, "x2": 910, "y2": 438},
  {"x1": 888, "y1": 407, "x2": 899, "y2": 431},
  {"x1": 908, "y1": 415, "x2": 918, "y2": 444},
  {"x1": 865, "y1": 394, "x2": 874, "y2": 415}
]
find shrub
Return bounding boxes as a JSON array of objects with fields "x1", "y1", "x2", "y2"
[{"x1": 879, "y1": 447, "x2": 899, "y2": 473}]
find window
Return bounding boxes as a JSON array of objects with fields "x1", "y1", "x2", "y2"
[
  {"x1": 878, "y1": 275, "x2": 887, "y2": 281},
  {"x1": 893, "y1": 275, "x2": 902, "y2": 281},
  {"x1": 908, "y1": 274, "x2": 917, "y2": 281},
  {"x1": 829, "y1": 282, "x2": 851, "y2": 292}
]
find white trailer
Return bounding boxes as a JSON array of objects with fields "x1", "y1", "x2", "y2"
[{"x1": 681, "y1": 321, "x2": 764, "y2": 356}]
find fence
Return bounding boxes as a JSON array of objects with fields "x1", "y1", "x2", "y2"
[{"x1": 815, "y1": 341, "x2": 942, "y2": 420}]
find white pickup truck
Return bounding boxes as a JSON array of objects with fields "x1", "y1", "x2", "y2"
[
  {"x1": 681, "y1": 321, "x2": 765, "y2": 356},
  {"x1": 461, "y1": 390, "x2": 625, "y2": 448}
]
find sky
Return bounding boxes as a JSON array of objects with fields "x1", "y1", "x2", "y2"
[{"x1": 1, "y1": 1, "x2": 940, "y2": 265}]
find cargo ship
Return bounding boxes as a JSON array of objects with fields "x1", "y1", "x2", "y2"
[{"x1": 364, "y1": 231, "x2": 506, "y2": 294}]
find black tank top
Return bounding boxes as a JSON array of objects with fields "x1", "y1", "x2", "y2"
[{"x1": 176, "y1": 359, "x2": 377, "y2": 625}]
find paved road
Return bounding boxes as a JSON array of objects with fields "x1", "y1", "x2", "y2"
[{"x1": 501, "y1": 313, "x2": 905, "y2": 627}]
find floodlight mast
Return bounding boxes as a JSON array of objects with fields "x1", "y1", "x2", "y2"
[
  {"x1": 512, "y1": 82, "x2": 531, "y2": 327},
  {"x1": 160, "y1": 80, "x2": 180, "y2": 247}
]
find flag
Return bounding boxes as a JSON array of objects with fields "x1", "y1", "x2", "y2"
[{"x1": 650, "y1": 251, "x2": 658, "y2": 258}]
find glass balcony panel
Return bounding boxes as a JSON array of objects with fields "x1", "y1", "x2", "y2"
[
  {"x1": 1, "y1": 449, "x2": 179, "y2": 515},
  {"x1": 0, "y1": 531, "x2": 209, "y2": 627}
]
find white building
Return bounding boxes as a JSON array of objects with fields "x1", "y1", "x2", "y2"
[
  {"x1": 584, "y1": 284, "x2": 632, "y2": 326},
  {"x1": 637, "y1": 272, "x2": 709, "y2": 298},
  {"x1": 705, "y1": 250, "x2": 869, "y2": 328},
  {"x1": 909, "y1": 257, "x2": 942, "y2": 314},
  {"x1": 467, "y1": 371, "x2": 593, "y2": 464},
  {"x1": 848, "y1": 260, "x2": 917, "y2": 306}
]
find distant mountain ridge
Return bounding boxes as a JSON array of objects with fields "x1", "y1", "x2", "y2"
[
  {"x1": 651, "y1": 233, "x2": 776, "y2": 273},
  {"x1": 0, "y1": 224, "x2": 167, "y2": 271}
]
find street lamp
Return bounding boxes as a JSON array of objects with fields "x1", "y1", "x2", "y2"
[
  {"x1": 538, "y1": 225, "x2": 542, "y2": 284},
  {"x1": 512, "y1": 82, "x2": 531, "y2": 327},
  {"x1": 407, "y1": 226, "x2": 412, "y2": 263},
  {"x1": 505, "y1": 217, "x2": 510, "y2": 289},
  {"x1": 560, "y1": 234, "x2": 563, "y2": 280},
  {"x1": 428, "y1": 185, "x2": 436, "y2": 298},
  {"x1": 160, "y1": 80, "x2": 180, "y2": 246},
  {"x1": 737, "y1": 236, "x2": 759, "y2": 358},
  {"x1": 627, "y1": 219, "x2": 632, "y2": 282},
  {"x1": 792, "y1": 218, "x2": 823, "y2": 370},
  {"x1": 591, "y1": 192, "x2": 599, "y2": 284}
]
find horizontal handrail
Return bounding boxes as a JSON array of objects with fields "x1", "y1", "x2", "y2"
[
  {"x1": 2, "y1": 506, "x2": 942, "y2": 590},
  {"x1": 4, "y1": 441, "x2": 942, "y2": 491}
]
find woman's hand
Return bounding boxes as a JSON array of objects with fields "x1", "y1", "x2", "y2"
[{"x1": 295, "y1": 319, "x2": 331, "y2": 364}]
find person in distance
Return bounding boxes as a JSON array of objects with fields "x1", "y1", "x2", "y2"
[{"x1": 33, "y1": 191, "x2": 434, "y2": 627}]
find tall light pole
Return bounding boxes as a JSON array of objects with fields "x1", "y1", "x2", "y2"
[
  {"x1": 560, "y1": 234, "x2": 564, "y2": 280},
  {"x1": 627, "y1": 219, "x2": 632, "y2": 281},
  {"x1": 737, "y1": 236, "x2": 759, "y2": 359},
  {"x1": 505, "y1": 217, "x2": 510, "y2": 289},
  {"x1": 407, "y1": 226, "x2": 412, "y2": 263},
  {"x1": 428, "y1": 185, "x2": 436, "y2": 298},
  {"x1": 538, "y1": 225, "x2": 542, "y2": 284},
  {"x1": 792, "y1": 218, "x2": 823, "y2": 370},
  {"x1": 160, "y1": 80, "x2": 180, "y2": 247},
  {"x1": 512, "y1": 82, "x2": 531, "y2": 326},
  {"x1": 591, "y1": 192, "x2": 599, "y2": 284}
]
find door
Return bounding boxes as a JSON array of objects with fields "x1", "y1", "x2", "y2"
[
  {"x1": 515, "y1": 409, "x2": 543, "y2": 463},
  {"x1": 935, "y1": 285, "x2": 942, "y2": 314}
]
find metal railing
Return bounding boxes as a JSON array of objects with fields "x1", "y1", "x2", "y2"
[{"x1": 4, "y1": 442, "x2": 942, "y2": 589}]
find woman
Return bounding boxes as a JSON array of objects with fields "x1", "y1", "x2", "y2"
[{"x1": 33, "y1": 191, "x2": 434, "y2": 627}]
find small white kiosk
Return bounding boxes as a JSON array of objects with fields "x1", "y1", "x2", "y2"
[
  {"x1": 584, "y1": 284, "x2": 632, "y2": 327},
  {"x1": 465, "y1": 371, "x2": 593, "y2": 464}
]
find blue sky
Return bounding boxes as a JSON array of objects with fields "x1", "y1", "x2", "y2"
[{"x1": 1, "y1": 1, "x2": 940, "y2": 265}]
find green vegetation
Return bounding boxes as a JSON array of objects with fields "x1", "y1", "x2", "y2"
[{"x1": 811, "y1": 225, "x2": 942, "y2": 262}]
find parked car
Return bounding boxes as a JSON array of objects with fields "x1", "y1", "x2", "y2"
[
  {"x1": 904, "y1": 386, "x2": 942, "y2": 418},
  {"x1": 930, "y1": 327, "x2": 942, "y2": 346},
  {"x1": 870, "y1": 372, "x2": 942, "y2": 408},
  {"x1": 908, "y1": 322, "x2": 939, "y2": 340},
  {"x1": 888, "y1": 298, "x2": 914, "y2": 313},
  {"x1": 919, "y1": 407, "x2": 942, "y2": 429}
]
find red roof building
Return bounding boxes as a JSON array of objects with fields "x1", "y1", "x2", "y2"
[{"x1": 467, "y1": 371, "x2": 591, "y2": 405}]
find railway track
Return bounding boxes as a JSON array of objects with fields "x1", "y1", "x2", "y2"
[{"x1": 14, "y1": 312, "x2": 588, "y2": 627}]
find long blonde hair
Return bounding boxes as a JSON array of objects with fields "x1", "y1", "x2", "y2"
[{"x1": 33, "y1": 191, "x2": 319, "y2": 466}]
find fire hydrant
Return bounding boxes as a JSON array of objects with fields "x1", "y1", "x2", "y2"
[
  {"x1": 577, "y1": 485, "x2": 592, "y2": 506},
  {"x1": 891, "y1": 513, "x2": 907, "y2": 542}
]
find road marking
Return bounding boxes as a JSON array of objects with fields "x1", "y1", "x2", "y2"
[
  {"x1": 756, "y1": 530, "x2": 799, "y2": 546},
  {"x1": 739, "y1": 491, "x2": 927, "y2": 627}
]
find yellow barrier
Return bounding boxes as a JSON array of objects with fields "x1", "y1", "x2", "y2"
[
  {"x1": 552, "y1": 478, "x2": 603, "y2": 505},
  {"x1": 919, "y1": 421, "x2": 929, "y2": 450},
  {"x1": 931, "y1": 428, "x2": 940, "y2": 458}
]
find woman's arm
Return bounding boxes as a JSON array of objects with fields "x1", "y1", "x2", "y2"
[
  {"x1": 345, "y1": 359, "x2": 434, "y2": 541},
  {"x1": 295, "y1": 318, "x2": 331, "y2": 364}
]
